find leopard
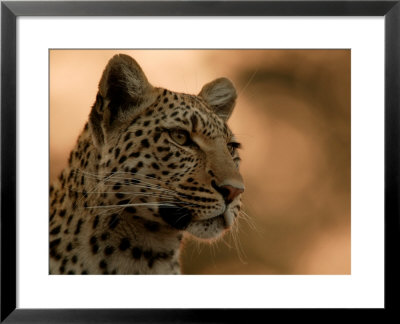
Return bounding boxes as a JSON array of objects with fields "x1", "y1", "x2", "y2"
[{"x1": 49, "y1": 54, "x2": 244, "y2": 274}]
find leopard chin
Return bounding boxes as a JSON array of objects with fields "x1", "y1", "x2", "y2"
[
  {"x1": 185, "y1": 208, "x2": 239, "y2": 240},
  {"x1": 185, "y1": 215, "x2": 226, "y2": 240}
]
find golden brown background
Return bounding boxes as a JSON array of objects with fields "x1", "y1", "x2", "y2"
[{"x1": 50, "y1": 49, "x2": 351, "y2": 274}]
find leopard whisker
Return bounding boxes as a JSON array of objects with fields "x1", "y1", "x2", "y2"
[
  {"x1": 238, "y1": 205, "x2": 261, "y2": 235},
  {"x1": 101, "y1": 177, "x2": 178, "y2": 195},
  {"x1": 85, "y1": 201, "x2": 198, "y2": 209},
  {"x1": 238, "y1": 68, "x2": 259, "y2": 97},
  {"x1": 66, "y1": 186, "x2": 174, "y2": 196},
  {"x1": 73, "y1": 170, "x2": 180, "y2": 198},
  {"x1": 100, "y1": 180, "x2": 178, "y2": 196},
  {"x1": 106, "y1": 171, "x2": 163, "y2": 182}
]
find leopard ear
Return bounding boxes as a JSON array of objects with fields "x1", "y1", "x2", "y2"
[
  {"x1": 198, "y1": 78, "x2": 237, "y2": 121},
  {"x1": 99, "y1": 54, "x2": 153, "y2": 120},
  {"x1": 89, "y1": 54, "x2": 154, "y2": 147}
]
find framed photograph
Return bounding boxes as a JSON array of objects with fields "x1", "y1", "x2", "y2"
[{"x1": 1, "y1": 0, "x2": 399, "y2": 322}]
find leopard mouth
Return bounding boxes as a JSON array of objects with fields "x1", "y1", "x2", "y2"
[
  {"x1": 158, "y1": 204, "x2": 193, "y2": 230},
  {"x1": 158, "y1": 204, "x2": 232, "y2": 230},
  {"x1": 192, "y1": 211, "x2": 233, "y2": 229}
]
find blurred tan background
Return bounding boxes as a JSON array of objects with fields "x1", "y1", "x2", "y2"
[{"x1": 50, "y1": 49, "x2": 350, "y2": 275}]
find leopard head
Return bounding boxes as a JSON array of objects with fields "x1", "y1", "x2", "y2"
[{"x1": 89, "y1": 54, "x2": 244, "y2": 241}]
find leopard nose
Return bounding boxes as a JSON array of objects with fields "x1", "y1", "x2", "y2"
[
  {"x1": 222, "y1": 185, "x2": 244, "y2": 204},
  {"x1": 212, "y1": 181, "x2": 244, "y2": 204}
]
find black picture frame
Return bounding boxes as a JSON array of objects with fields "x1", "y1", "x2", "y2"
[{"x1": 1, "y1": 0, "x2": 399, "y2": 322}]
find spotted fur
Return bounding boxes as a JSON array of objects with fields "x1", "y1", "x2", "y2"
[{"x1": 49, "y1": 54, "x2": 244, "y2": 274}]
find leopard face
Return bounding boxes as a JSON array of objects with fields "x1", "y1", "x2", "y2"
[{"x1": 92, "y1": 55, "x2": 244, "y2": 241}]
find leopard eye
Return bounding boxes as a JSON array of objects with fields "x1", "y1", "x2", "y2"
[
  {"x1": 227, "y1": 142, "x2": 241, "y2": 156},
  {"x1": 169, "y1": 129, "x2": 191, "y2": 146}
]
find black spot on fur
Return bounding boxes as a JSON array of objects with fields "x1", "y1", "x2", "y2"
[
  {"x1": 131, "y1": 179, "x2": 140, "y2": 185},
  {"x1": 50, "y1": 225, "x2": 61, "y2": 235},
  {"x1": 190, "y1": 114, "x2": 198, "y2": 132},
  {"x1": 115, "y1": 148, "x2": 120, "y2": 159},
  {"x1": 125, "y1": 142, "x2": 133, "y2": 150},
  {"x1": 125, "y1": 206, "x2": 137, "y2": 214},
  {"x1": 141, "y1": 139, "x2": 150, "y2": 148},
  {"x1": 157, "y1": 146, "x2": 168, "y2": 152},
  {"x1": 132, "y1": 247, "x2": 142, "y2": 259},
  {"x1": 99, "y1": 260, "x2": 107, "y2": 269},
  {"x1": 119, "y1": 238, "x2": 131, "y2": 251},
  {"x1": 101, "y1": 232, "x2": 110, "y2": 241},
  {"x1": 162, "y1": 152, "x2": 173, "y2": 162},
  {"x1": 74, "y1": 219, "x2": 83, "y2": 235},
  {"x1": 153, "y1": 132, "x2": 161, "y2": 143},
  {"x1": 49, "y1": 210, "x2": 57, "y2": 222},
  {"x1": 93, "y1": 215, "x2": 99, "y2": 229},
  {"x1": 104, "y1": 246, "x2": 115, "y2": 256},
  {"x1": 115, "y1": 193, "x2": 124, "y2": 199},
  {"x1": 50, "y1": 238, "x2": 61, "y2": 249},
  {"x1": 92, "y1": 244, "x2": 99, "y2": 254},
  {"x1": 113, "y1": 183, "x2": 121, "y2": 191},
  {"x1": 90, "y1": 236, "x2": 97, "y2": 245},
  {"x1": 50, "y1": 249, "x2": 61, "y2": 260},
  {"x1": 109, "y1": 214, "x2": 120, "y2": 230},
  {"x1": 118, "y1": 199, "x2": 130, "y2": 205},
  {"x1": 124, "y1": 133, "x2": 131, "y2": 142},
  {"x1": 144, "y1": 221, "x2": 160, "y2": 232},
  {"x1": 143, "y1": 250, "x2": 152, "y2": 259},
  {"x1": 129, "y1": 151, "x2": 140, "y2": 158}
]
